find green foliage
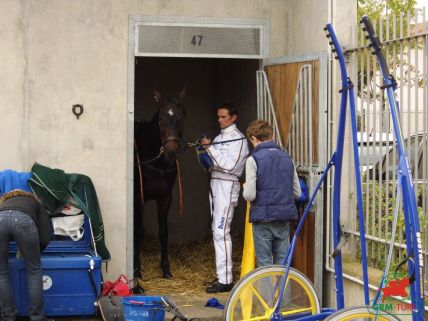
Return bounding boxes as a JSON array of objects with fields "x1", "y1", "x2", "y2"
[
  {"x1": 358, "y1": 0, "x2": 417, "y2": 23},
  {"x1": 356, "y1": 0, "x2": 419, "y2": 105},
  {"x1": 355, "y1": 180, "x2": 427, "y2": 271}
]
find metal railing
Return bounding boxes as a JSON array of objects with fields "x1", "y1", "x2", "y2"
[
  {"x1": 256, "y1": 70, "x2": 283, "y2": 147},
  {"x1": 287, "y1": 64, "x2": 313, "y2": 172},
  {"x1": 256, "y1": 65, "x2": 314, "y2": 172}
]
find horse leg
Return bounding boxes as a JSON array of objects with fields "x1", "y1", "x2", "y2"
[{"x1": 157, "y1": 194, "x2": 173, "y2": 278}]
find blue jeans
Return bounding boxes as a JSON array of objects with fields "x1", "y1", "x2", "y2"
[
  {"x1": 0, "y1": 210, "x2": 44, "y2": 321},
  {"x1": 252, "y1": 221, "x2": 290, "y2": 267}
]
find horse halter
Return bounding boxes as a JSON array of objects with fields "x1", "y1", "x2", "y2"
[
  {"x1": 158, "y1": 101, "x2": 185, "y2": 153},
  {"x1": 162, "y1": 136, "x2": 188, "y2": 154},
  {"x1": 137, "y1": 137, "x2": 185, "y2": 166},
  {"x1": 164, "y1": 136, "x2": 181, "y2": 143}
]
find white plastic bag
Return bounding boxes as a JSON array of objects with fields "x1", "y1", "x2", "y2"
[{"x1": 51, "y1": 214, "x2": 85, "y2": 241}]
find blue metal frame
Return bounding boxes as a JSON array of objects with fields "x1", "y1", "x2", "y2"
[
  {"x1": 266, "y1": 23, "x2": 369, "y2": 320},
  {"x1": 361, "y1": 15, "x2": 425, "y2": 321},
  {"x1": 325, "y1": 22, "x2": 371, "y2": 307}
]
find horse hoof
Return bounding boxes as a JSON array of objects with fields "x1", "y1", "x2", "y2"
[{"x1": 163, "y1": 271, "x2": 173, "y2": 279}]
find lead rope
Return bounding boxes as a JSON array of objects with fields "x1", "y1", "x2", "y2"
[
  {"x1": 135, "y1": 141, "x2": 183, "y2": 216},
  {"x1": 176, "y1": 159, "x2": 184, "y2": 216},
  {"x1": 134, "y1": 141, "x2": 144, "y2": 205}
]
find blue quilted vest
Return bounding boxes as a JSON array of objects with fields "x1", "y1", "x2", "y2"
[{"x1": 250, "y1": 141, "x2": 298, "y2": 223}]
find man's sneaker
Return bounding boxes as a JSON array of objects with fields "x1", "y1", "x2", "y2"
[{"x1": 205, "y1": 281, "x2": 234, "y2": 293}]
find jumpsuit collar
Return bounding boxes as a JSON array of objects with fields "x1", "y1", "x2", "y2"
[{"x1": 220, "y1": 123, "x2": 237, "y2": 134}]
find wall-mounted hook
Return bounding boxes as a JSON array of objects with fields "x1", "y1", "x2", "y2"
[{"x1": 72, "y1": 104, "x2": 84, "y2": 119}]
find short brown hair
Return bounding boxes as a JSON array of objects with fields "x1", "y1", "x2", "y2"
[
  {"x1": 217, "y1": 103, "x2": 237, "y2": 116},
  {"x1": 246, "y1": 120, "x2": 273, "y2": 142}
]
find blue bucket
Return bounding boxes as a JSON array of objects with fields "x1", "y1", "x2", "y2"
[{"x1": 122, "y1": 296, "x2": 165, "y2": 321}]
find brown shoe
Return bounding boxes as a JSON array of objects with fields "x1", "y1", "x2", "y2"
[{"x1": 205, "y1": 282, "x2": 234, "y2": 293}]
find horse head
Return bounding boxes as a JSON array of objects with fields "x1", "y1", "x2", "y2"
[{"x1": 154, "y1": 88, "x2": 186, "y2": 159}]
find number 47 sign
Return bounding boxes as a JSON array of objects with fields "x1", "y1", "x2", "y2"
[{"x1": 191, "y1": 35, "x2": 203, "y2": 46}]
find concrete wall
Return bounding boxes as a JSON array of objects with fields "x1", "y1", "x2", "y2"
[
  {"x1": 0, "y1": 0, "x2": 354, "y2": 280},
  {"x1": 287, "y1": 0, "x2": 330, "y2": 55}
]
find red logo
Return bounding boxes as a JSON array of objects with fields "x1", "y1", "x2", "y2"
[{"x1": 380, "y1": 277, "x2": 410, "y2": 302}]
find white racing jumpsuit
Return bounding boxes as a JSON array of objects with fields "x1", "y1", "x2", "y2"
[{"x1": 206, "y1": 124, "x2": 249, "y2": 284}]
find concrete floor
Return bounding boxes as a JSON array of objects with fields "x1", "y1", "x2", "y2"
[
  {"x1": 15, "y1": 291, "x2": 229, "y2": 321},
  {"x1": 159, "y1": 291, "x2": 229, "y2": 321}
]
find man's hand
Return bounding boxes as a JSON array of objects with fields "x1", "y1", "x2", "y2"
[{"x1": 200, "y1": 137, "x2": 212, "y2": 149}]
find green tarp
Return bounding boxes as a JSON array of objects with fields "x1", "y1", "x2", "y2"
[{"x1": 29, "y1": 162, "x2": 111, "y2": 261}]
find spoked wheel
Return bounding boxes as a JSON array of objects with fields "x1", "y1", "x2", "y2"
[
  {"x1": 324, "y1": 305, "x2": 402, "y2": 321},
  {"x1": 224, "y1": 265, "x2": 320, "y2": 321}
]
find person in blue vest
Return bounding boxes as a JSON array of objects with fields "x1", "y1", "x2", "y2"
[
  {"x1": 0, "y1": 190, "x2": 51, "y2": 321},
  {"x1": 243, "y1": 120, "x2": 301, "y2": 267}
]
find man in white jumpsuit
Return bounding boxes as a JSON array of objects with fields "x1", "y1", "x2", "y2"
[{"x1": 201, "y1": 104, "x2": 249, "y2": 293}]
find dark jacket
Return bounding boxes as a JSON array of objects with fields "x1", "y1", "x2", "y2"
[
  {"x1": 0, "y1": 196, "x2": 51, "y2": 251},
  {"x1": 250, "y1": 141, "x2": 298, "y2": 223},
  {"x1": 29, "y1": 162, "x2": 111, "y2": 260}
]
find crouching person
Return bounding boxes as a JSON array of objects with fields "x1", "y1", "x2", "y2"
[{"x1": 0, "y1": 190, "x2": 51, "y2": 321}]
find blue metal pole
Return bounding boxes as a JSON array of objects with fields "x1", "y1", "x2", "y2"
[
  {"x1": 327, "y1": 22, "x2": 371, "y2": 304},
  {"x1": 325, "y1": 23, "x2": 352, "y2": 310},
  {"x1": 361, "y1": 15, "x2": 425, "y2": 321},
  {"x1": 379, "y1": 38, "x2": 424, "y2": 321},
  {"x1": 349, "y1": 83, "x2": 370, "y2": 304}
]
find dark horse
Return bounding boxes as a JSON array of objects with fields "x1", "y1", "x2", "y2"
[{"x1": 134, "y1": 88, "x2": 186, "y2": 279}]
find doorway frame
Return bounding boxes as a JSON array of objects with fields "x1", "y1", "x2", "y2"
[{"x1": 126, "y1": 15, "x2": 269, "y2": 276}]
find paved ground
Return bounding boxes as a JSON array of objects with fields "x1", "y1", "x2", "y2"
[
  {"x1": 159, "y1": 291, "x2": 229, "y2": 321},
  {"x1": 15, "y1": 291, "x2": 229, "y2": 321}
]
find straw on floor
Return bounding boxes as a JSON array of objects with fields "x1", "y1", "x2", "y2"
[{"x1": 138, "y1": 236, "x2": 243, "y2": 297}]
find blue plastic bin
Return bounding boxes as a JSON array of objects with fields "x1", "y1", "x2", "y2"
[
  {"x1": 123, "y1": 296, "x2": 165, "y2": 321},
  {"x1": 8, "y1": 215, "x2": 102, "y2": 316}
]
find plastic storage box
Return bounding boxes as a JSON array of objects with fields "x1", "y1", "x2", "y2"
[
  {"x1": 123, "y1": 296, "x2": 165, "y2": 321},
  {"x1": 8, "y1": 214, "x2": 102, "y2": 316}
]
